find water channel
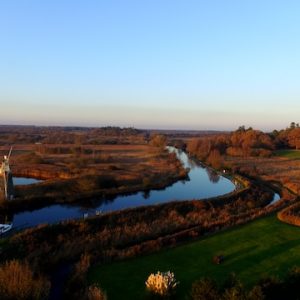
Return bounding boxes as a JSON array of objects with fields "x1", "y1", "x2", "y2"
[{"x1": 10, "y1": 148, "x2": 237, "y2": 229}]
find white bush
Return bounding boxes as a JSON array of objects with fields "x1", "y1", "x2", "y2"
[{"x1": 145, "y1": 271, "x2": 179, "y2": 296}]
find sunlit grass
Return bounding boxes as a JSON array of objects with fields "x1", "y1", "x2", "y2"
[{"x1": 88, "y1": 215, "x2": 300, "y2": 299}]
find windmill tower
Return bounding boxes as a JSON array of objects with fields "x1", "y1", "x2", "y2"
[{"x1": 0, "y1": 147, "x2": 14, "y2": 201}]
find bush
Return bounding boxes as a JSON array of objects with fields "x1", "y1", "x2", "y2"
[
  {"x1": 145, "y1": 271, "x2": 179, "y2": 297},
  {"x1": 191, "y1": 275, "x2": 265, "y2": 300},
  {"x1": 0, "y1": 260, "x2": 50, "y2": 300},
  {"x1": 85, "y1": 284, "x2": 107, "y2": 300},
  {"x1": 190, "y1": 278, "x2": 220, "y2": 300}
]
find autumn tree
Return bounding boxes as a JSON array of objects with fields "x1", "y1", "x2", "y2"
[
  {"x1": 206, "y1": 149, "x2": 223, "y2": 169},
  {"x1": 287, "y1": 128, "x2": 300, "y2": 149},
  {"x1": 85, "y1": 284, "x2": 107, "y2": 300},
  {"x1": 149, "y1": 134, "x2": 167, "y2": 148},
  {"x1": 187, "y1": 138, "x2": 213, "y2": 160}
]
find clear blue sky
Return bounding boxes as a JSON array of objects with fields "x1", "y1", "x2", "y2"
[{"x1": 1, "y1": 0, "x2": 300, "y2": 130}]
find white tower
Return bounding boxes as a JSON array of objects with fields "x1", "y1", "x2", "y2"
[{"x1": 0, "y1": 147, "x2": 13, "y2": 200}]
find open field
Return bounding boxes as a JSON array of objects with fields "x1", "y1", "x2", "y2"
[
  {"x1": 275, "y1": 150, "x2": 300, "y2": 159},
  {"x1": 88, "y1": 215, "x2": 300, "y2": 299}
]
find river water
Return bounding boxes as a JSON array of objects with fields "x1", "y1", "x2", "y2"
[
  {"x1": 13, "y1": 177, "x2": 41, "y2": 185},
  {"x1": 10, "y1": 148, "x2": 235, "y2": 229}
]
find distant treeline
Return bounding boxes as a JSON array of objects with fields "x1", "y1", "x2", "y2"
[{"x1": 0, "y1": 126, "x2": 146, "y2": 145}]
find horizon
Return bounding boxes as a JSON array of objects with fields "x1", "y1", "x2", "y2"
[
  {"x1": 1, "y1": 1, "x2": 300, "y2": 129},
  {"x1": 0, "y1": 122, "x2": 296, "y2": 133}
]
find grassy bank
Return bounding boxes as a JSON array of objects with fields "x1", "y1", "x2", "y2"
[
  {"x1": 88, "y1": 215, "x2": 300, "y2": 299},
  {"x1": 275, "y1": 150, "x2": 300, "y2": 159}
]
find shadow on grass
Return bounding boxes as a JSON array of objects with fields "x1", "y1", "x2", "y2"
[
  {"x1": 227, "y1": 238, "x2": 300, "y2": 280},
  {"x1": 224, "y1": 245, "x2": 258, "y2": 263}
]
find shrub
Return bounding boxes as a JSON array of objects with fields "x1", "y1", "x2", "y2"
[
  {"x1": 74, "y1": 253, "x2": 91, "y2": 281},
  {"x1": 247, "y1": 285, "x2": 265, "y2": 300},
  {"x1": 0, "y1": 260, "x2": 50, "y2": 300},
  {"x1": 222, "y1": 282, "x2": 247, "y2": 300},
  {"x1": 190, "y1": 278, "x2": 220, "y2": 300},
  {"x1": 85, "y1": 284, "x2": 107, "y2": 300},
  {"x1": 145, "y1": 271, "x2": 179, "y2": 297},
  {"x1": 191, "y1": 275, "x2": 265, "y2": 300}
]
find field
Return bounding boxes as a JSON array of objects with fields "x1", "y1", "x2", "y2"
[
  {"x1": 3, "y1": 144, "x2": 181, "y2": 180},
  {"x1": 226, "y1": 153, "x2": 300, "y2": 195},
  {"x1": 275, "y1": 150, "x2": 300, "y2": 159},
  {"x1": 88, "y1": 215, "x2": 300, "y2": 299}
]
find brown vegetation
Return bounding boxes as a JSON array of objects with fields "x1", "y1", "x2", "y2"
[
  {"x1": 2, "y1": 177, "x2": 295, "y2": 298},
  {"x1": 0, "y1": 134, "x2": 188, "y2": 212},
  {"x1": 187, "y1": 124, "x2": 300, "y2": 164},
  {"x1": 0, "y1": 126, "x2": 146, "y2": 146},
  {"x1": 0, "y1": 260, "x2": 50, "y2": 300},
  {"x1": 277, "y1": 202, "x2": 300, "y2": 226},
  {"x1": 4, "y1": 179, "x2": 292, "y2": 271},
  {"x1": 1, "y1": 124, "x2": 300, "y2": 298},
  {"x1": 187, "y1": 124, "x2": 300, "y2": 195},
  {"x1": 225, "y1": 156, "x2": 300, "y2": 195},
  {"x1": 85, "y1": 285, "x2": 107, "y2": 300}
]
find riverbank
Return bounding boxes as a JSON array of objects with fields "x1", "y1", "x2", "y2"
[
  {"x1": 0, "y1": 169, "x2": 188, "y2": 214},
  {"x1": 0, "y1": 145, "x2": 189, "y2": 214},
  {"x1": 2, "y1": 176, "x2": 291, "y2": 299},
  {"x1": 1, "y1": 147, "x2": 236, "y2": 229}
]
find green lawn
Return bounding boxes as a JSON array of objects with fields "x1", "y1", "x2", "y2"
[
  {"x1": 88, "y1": 215, "x2": 300, "y2": 299},
  {"x1": 275, "y1": 149, "x2": 300, "y2": 159}
]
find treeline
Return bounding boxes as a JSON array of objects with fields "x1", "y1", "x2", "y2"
[
  {"x1": 0, "y1": 125, "x2": 146, "y2": 145},
  {"x1": 187, "y1": 123, "x2": 300, "y2": 168}
]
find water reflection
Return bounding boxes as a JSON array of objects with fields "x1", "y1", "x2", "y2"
[
  {"x1": 205, "y1": 168, "x2": 221, "y2": 184},
  {"x1": 143, "y1": 190, "x2": 151, "y2": 199},
  {"x1": 13, "y1": 147, "x2": 235, "y2": 229},
  {"x1": 0, "y1": 213, "x2": 13, "y2": 225}
]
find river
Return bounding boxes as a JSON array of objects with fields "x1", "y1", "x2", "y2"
[{"x1": 10, "y1": 147, "x2": 236, "y2": 229}]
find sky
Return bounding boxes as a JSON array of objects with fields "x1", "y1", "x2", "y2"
[{"x1": 1, "y1": 0, "x2": 300, "y2": 131}]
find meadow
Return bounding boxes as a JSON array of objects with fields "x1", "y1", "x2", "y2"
[{"x1": 88, "y1": 215, "x2": 300, "y2": 299}]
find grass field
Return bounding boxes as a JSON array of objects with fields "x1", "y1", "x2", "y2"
[
  {"x1": 88, "y1": 215, "x2": 300, "y2": 299},
  {"x1": 275, "y1": 149, "x2": 300, "y2": 159}
]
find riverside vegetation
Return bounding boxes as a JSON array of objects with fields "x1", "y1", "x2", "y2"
[
  {"x1": 0, "y1": 127, "x2": 188, "y2": 213},
  {"x1": 0, "y1": 124, "x2": 300, "y2": 299}
]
